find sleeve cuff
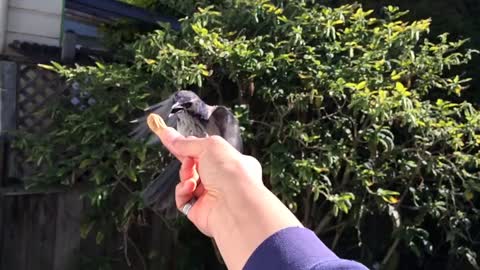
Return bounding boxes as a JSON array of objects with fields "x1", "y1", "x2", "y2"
[{"x1": 243, "y1": 227, "x2": 339, "y2": 269}]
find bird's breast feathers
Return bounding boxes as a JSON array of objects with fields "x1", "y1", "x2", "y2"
[{"x1": 175, "y1": 111, "x2": 211, "y2": 137}]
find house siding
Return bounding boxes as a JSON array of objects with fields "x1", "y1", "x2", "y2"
[{"x1": 5, "y1": 0, "x2": 62, "y2": 48}]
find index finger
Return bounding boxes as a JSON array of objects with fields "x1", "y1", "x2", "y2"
[
  {"x1": 147, "y1": 114, "x2": 207, "y2": 159},
  {"x1": 179, "y1": 157, "x2": 199, "y2": 181}
]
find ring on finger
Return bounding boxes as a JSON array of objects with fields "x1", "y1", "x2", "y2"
[{"x1": 181, "y1": 198, "x2": 196, "y2": 216}]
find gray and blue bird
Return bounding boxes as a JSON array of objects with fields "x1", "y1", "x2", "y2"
[{"x1": 131, "y1": 90, "x2": 243, "y2": 216}]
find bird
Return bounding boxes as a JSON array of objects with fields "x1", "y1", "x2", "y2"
[{"x1": 130, "y1": 90, "x2": 243, "y2": 217}]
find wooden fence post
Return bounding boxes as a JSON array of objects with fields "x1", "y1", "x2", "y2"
[
  {"x1": 61, "y1": 30, "x2": 77, "y2": 64},
  {"x1": 0, "y1": 61, "x2": 17, "y2": 186}
]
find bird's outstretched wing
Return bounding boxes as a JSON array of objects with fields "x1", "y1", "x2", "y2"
[
  {"x1": 129, "y1": 95, "x2": 177, "y2": 143},
  {"x1": 129, "y1": 95, "x2": 180, "y2": 216},
  {"x1": 207, "y1": 106, "x2": 243, "y2": 152}
]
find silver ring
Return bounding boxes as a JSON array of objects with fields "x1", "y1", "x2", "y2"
[{"x1": 181, "y1": 198, "x2": 196, "y2": 216}]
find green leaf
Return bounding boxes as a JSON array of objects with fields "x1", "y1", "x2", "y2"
[
  {"x1": 94, "y1": 170, "x2": 106, "y2": 184},
  {"x1": 377, "y1": 188, "x2": 400, "y2": 204},
  {"x1": 51, "y1": 61, "x2": 63, "y2": 71},
  {"x1": 144, "y1": 58, "x2": 157, "y2": 65},
  {"x1": 96, "y1": 231, "x2": 104, "y2": 245},
  {"x1": 126, "y1": 167, "x2": 137, "y2": 182},
  {"x1": 357, "y1": 81, "x2": 367, "y2": 90},
  {"x1": 80, "y1": 221, "x2": 95, "y2": 239},
  {"x1": 95, "y1": 62, "x2": 105, "y2": 70},
  {"x1": 37, "y1": 64, "x2": 57, "y2": 71},
  {"x1": 110, "y1": 105, "x2": 119, "y2": 113},
  {"x1": 79, "y1": 159, "x2": 93, "y2": 169}
]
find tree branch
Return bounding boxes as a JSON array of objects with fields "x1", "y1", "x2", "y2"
[
  {"x1": 303, "y1": 186, "x2": 313, "y2": 227},
  {"x1": 381, "y1": 238, "x2": 400, "y2": 266},
  {"x1": 314, "y1": 212, "x2": 333, "y2": 235}
]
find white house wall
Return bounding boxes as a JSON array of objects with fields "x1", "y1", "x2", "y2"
[
  {"x1": 6, "y1": 0, "x2": 62, "y2": 49},
  {"x1": 10, "y1": 0, "x2": 62, "y2": 15},
  {"x1": 0, "y1": 0, "x2": 8, "y2": 53}
]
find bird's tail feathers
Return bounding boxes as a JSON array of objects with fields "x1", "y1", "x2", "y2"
[{"x1": 142, "y1": 160, "x2": 180, "y2": 218}]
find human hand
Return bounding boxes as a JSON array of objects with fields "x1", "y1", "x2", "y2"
[{"x1": 146, "y1": 113, "x2": 263, "y2": 237}]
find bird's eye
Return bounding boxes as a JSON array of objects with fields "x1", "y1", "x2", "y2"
[{"x1": 183, "y1": 102, "x2": 192, "y2": 109}]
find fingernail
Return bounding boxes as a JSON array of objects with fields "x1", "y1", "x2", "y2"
[
  {"x1": 185, "y1": 179, "x2": 197, "y2": 192},
  {"x1": 147, "y1": 114, "x2": 167, "y2": 131}
]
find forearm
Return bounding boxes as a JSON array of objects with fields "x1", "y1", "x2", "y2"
[{"x1": 211, "y1": 181, "x2": 303, "y2": 270}]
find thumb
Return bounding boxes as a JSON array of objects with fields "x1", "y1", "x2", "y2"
[{"x1": 146, "y1": 114, "x2": 207, "y2": 159}]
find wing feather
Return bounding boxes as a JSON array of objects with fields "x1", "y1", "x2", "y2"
[
  {"x1": 206, "y1": 106, "x2": 243, "y2": 152},
  {"x1": 129, "y1": 95, "x2": 176, "y2": 141}
]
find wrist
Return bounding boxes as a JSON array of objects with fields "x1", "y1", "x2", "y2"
[
  {"x1": 209, "y1": 180, "x2": 302, "y2": 270},
  {"x1": 209, "y1": 180, "x2": 266, "y2": 239}
]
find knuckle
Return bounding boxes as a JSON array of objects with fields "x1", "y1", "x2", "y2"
[{"x1": 244, "y1": 155, "x2": 262, "y2": 170}]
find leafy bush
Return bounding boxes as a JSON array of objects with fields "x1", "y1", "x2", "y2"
[{"x1": 19, "y1": 1, "x2": 480, "y2": 269}]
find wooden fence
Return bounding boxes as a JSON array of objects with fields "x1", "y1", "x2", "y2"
[
  {"x1": 0, "y1": 187, "x2": 178, "y2": 270},
  {"x1": 0, "y1": 61, "x2": 184, "y2": 270},
  {"x1": 0, "y1": 189, "x2": 83, "y2": 270}
]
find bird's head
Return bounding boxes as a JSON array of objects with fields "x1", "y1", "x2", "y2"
[{"x1": 170, "y1": 90, "x2": 208, "y2": 119}]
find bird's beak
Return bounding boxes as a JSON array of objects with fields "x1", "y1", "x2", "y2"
[{"x1": 169, "y1": 102, "x2": 183, "y2": 118}]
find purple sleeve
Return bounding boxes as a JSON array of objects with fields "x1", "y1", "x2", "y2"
[{"x1": 243, "y1": 227, "x2": 369, "y2": 270}]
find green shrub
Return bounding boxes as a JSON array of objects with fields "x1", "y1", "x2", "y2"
[{"x1": 19, "y1": 1, "x2": 480, "y2": 269}]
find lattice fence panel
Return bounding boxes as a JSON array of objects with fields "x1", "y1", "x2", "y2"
[
  {"x1": 17, "y1": 64, "x2": 66, "y2": 133},
  {"x1": 13, "y1": 64, "x2": 68, "y2": 179}
]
